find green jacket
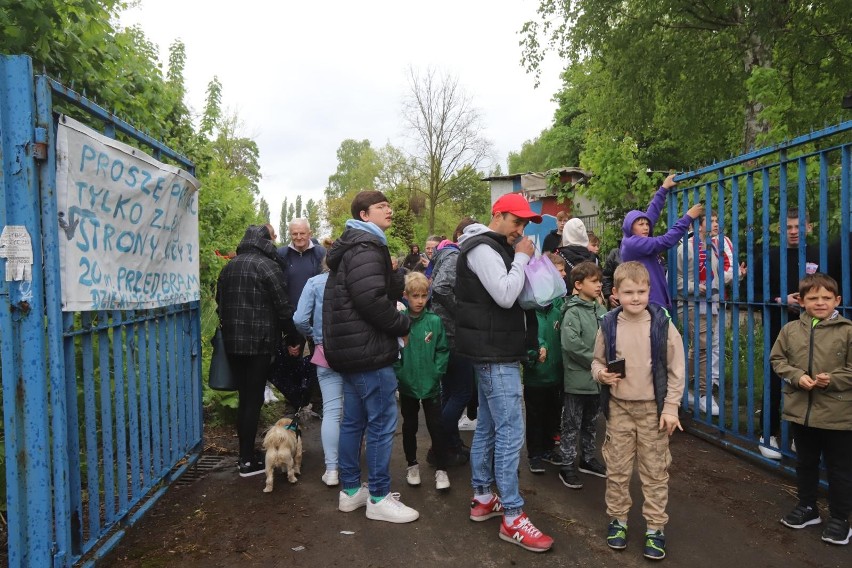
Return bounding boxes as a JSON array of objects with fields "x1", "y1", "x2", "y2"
[
  {"x1": 561, "y1": 294, "x2": 608, "y2": 395},
  {"x1": 395, "y1": 309, "x2": 449, "y2": 400},
  {"x1": 522, "y1": 297, "x2": 564, "y2": 388},
  {"x1": 770, "y1": 311, "x2": 852, "y2": 430}
]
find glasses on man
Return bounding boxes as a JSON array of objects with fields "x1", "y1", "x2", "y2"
[{"x1": 370, "y1": 203, "x2": 393, "y2": 212}]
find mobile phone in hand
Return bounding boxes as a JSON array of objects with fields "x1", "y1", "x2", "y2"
[{"x1": 607, "y1": 358, "x2": 626, "y2": 378}]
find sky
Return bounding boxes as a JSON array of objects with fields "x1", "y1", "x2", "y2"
[{"x1": 120, "y1": 0, "x2": 565, "y2": 219}]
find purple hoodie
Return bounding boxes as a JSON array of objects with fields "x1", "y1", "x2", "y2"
[{"x1": 620, "y1": 185, "x2": 693, "y2": 309}]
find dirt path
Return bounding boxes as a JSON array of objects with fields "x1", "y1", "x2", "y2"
[{"x1": 103, "y1": 410, "x2": 849, "y2": 567}]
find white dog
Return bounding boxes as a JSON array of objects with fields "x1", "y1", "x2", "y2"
[{"x1": 261, "y1": 417, "x2": 303, "y2": 493}]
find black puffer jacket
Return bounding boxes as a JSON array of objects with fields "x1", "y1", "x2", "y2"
[
  {"x1": 322, "y1": 226, "x2": 410, "y2": 373},
  {"x1": 556, "y1": 244, "x2": 599, "y2": 272},
  {"x1": 216, "y1": 225, "x2": 297, "y2": 355}
]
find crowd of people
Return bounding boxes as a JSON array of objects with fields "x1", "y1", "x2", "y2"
[{"x1": 214, "y1": 178, "x2": 852, "y2": 560}]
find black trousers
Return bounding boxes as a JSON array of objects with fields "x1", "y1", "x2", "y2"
[
  {"x1": 791, "y1": 422, "x2": 852, "y2": 520},
  {"x1": 400, "y1": 394, "x2": 447, "y2": 470},
  {"x1": 524, "y1": 384, "x2": 562, "y2": 458},
  {"x1": 229, "y1": 353, "x2": 272, "y2": 461}
]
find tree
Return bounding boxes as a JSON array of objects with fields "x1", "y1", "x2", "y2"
[
  {"x1": 520, "y1": 0, "x2": 851, "y2": 156},
  {"x1": 279, "y1": 199, "x2": 289, "y2": 244},
  {"x1": 403, "y1": 67, "x2": 493, "y2": 233},
  {"x1": 447, "y1": 165, "x2": 490, "y2": 221},
  {"x1": 304, "y1": 198, "x2": 322, "y2": 237},
  {"x1": 294, "y1": 195, "x2": 303, "y2": 219},
  {"x1": 325, "y1": 139, "x2": 382, "y2": 200},
  {"x1": 258, "y1": 197, "x2": 270, "y2": 225}
]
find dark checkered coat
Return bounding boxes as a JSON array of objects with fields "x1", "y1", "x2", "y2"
[
  {"x1": 322, "y1": 226, "x2": 410, "y2": 373},
  {"x1": 216, "y1": 226, "x2": 297, "y2": 355}
]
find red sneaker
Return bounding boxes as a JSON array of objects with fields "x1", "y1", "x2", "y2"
[
  {"x1": 469, "y1": 494, "x2": 504, "y2": 521},
  {"x1": 499, "y1": 513, "x2": 554, "y2": 552}
]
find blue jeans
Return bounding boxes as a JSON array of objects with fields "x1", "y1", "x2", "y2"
[
  {"x1": 441, "y1": 353, "x2": 475, "y2": 451},
  {"x1": 339, "y1": 366, "x2": 398, "y2": 497},
  {"x1": 316, "y1": 365, "x2": 344, "y2": 471},
  {"x1": 470, "y1": 362, "x2": 525, "y2": 515}
]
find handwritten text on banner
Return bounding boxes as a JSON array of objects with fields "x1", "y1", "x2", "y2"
[{"x1": 56, "y1": 115, "x2": 201, "y2": 310}]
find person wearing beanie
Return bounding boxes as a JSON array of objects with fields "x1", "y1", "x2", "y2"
[
  {"x1": 324, "y1": 190, "x2": 419, "y2": 524},
  {"x1": 557, "y1": 218, "x2": 598, "y2": 275}
]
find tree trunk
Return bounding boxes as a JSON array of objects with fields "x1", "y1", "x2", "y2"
[{"x1": 740, "y1": 7, "x2": 773, "y2": 153}]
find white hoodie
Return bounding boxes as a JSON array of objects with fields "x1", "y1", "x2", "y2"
[{"x1": 458, "y1": 223, "x2": 530, "y2": 309}]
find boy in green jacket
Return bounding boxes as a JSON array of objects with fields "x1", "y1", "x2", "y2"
[
  {"x1": 771, "y1": 273, "x2": 852, "y2": 545},
  {"x1": 523, "y1": 252, "x2": 567, "y2": 474},
  {"x1": 559, "y1": 261, "x2": 608, "y2": 489},
  {"x1": 395, "y1": 272, "x2": 451, "y2": 491}
]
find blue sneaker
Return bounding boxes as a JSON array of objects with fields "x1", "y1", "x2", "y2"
[
  {"x1": 606, "y1": 519, "x2": 627, "y2": 550},
  {"x1": 643, "y1": 530, "x2": 666, "y2": 560}
]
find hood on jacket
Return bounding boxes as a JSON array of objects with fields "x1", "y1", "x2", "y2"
[
  {"x1": 622, "y1": 210, "x2": 652, "y2": 238},
  {"x1": 236, "y1": 225, "x2": 279, "y2": 258},
  {"x1": 458, "y1": 223, "x2": 493, "y2": 246},
  {"x1": 562, "y1": 218, "x2": 589, "y2": 247},
  {"x1": 562, "y1": 293, "x2": 600, "y2": 313},
  {"x1": 326, "y1": 224, "x2": 388, "y2": 272}
]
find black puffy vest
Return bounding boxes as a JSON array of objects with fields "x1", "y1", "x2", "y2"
[{"x1": 454, "y1": 232, "x2": 528, "y2": 362}]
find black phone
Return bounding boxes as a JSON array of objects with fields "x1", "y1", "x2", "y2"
[{"x1": 607, "y1": 358, "x2": 626, "y2": 378}]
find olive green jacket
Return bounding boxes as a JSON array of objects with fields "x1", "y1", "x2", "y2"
[{"x1": 770, "y1": 311, "x2": 852, "y2": 430}]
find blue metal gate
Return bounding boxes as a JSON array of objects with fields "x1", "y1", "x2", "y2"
[
  {"x1": 1, "y1": 55, "x2": 202, "y2": 567},
  {"x1": 669, "y1": 121, "x2": 852, "y2": 470}
]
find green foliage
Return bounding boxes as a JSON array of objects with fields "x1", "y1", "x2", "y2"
[
  {"x1": 325, "y1": 139, "x2": 381, "y2": 201},
  {"x1": 258, "y1": 197, "x2": 271, "y2": 225}
]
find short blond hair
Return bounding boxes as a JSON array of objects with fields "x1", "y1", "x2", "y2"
[
  {"x1": 613, "y1": 261, "x2": 650, "y2": 289},
  {"x1": 546, "y1": 252, "x2": 565, "y2": 268},
  {"x1": 556, "y1": 210, "x2": 570, "y2": 221},
  {"x1": 404, "y1": 271, "x2": 430, "y2": 295}
]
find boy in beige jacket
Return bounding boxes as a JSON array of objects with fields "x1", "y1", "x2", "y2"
[{"x1": 591, "y1": 261, "x2": 685, "y2": 561}]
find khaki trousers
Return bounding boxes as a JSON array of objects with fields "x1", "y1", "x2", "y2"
[{"x1": 602, "y1": 398, "x2": 672, "y2": 530}]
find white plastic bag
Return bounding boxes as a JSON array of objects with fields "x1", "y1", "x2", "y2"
[{"x1": 518, "y1": 255, "x2": 567, "y2": 310}]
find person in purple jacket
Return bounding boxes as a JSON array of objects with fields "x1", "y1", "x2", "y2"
[{"x1": 620, "y1": 174, "x2": 704, "y2": 309}]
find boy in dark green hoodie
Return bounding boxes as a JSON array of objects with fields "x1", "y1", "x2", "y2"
[
  {"x1": 523, "y1": 253, "x2": 567, "y2": 474},
  {"x1": 395, "y1": 272, "x2": 451, "y2": 491},
  {"x1": 559, "y1": 261, "x2": 608, "y2": 489}
]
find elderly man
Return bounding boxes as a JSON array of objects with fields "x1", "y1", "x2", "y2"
[{"x1": 276, "y1": 219, "x2": 326, "y2": 411}]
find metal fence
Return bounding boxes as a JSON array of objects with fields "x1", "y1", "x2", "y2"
[
  {"x1": 1, "y1": 54, "x2": 202, "y2": 567},
  {"x1": 669, "y1": 121, "x2": 852, "y2": 469}
]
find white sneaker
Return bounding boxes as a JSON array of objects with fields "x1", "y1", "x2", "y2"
[
  {"x1": 759, "y1": 436, "x2": 782, "y2": 460},
  {"x1": 698, "y1": 395, "x2": 720, "y2": 416},
  {"x1": 458, "y1": 416, "x2": 477, "y2": 431},
  {"x1": 365, "y1": 493, "x2": 419, "y2": 523},
  {"x1": 338, "y1": 483, "x2": 369, "y2": 512},
  {"x1": 406, "y1": 464, "x2": 421, "y2": 486},
  {"x1": 263, "y1": 384, "x2": 279, "y2": 404},
  {"x1": 322, "y1": 470, "x2": 339, "y2": 487},
  {"x1": 435, "y1": 470, "x2": 450, "y2": 490}
]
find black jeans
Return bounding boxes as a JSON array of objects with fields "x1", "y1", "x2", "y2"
[
  {"x1": 440, "y1": 353, "x2": 475, "y2": 451},
  {"x1": 401, "y1": 394, "x2": 447, "y2": 470},
  {"x1": 791, "y1": 422, "x2": 852, "y2": 520},
  {"x1": 229, "y1": 353, "x2": 273, "y2": 461},
  {"x1": 523, "y1": 384, "x2": 562, "y2": 458}
]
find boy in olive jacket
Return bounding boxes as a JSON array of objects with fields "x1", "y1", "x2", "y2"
[
  {"x1": 395, "y1": 272, "x2": 450, "y2": 491},
  {"x1": 559, "y1": 262, "x2": 608, "y2": 489},
  {"x1": 771, "y1": 273, "x2": 852, "y2": 546}
]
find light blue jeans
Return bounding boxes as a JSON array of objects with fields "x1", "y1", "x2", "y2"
[
  {"x1": 339, "y1": 366, "x2": 398, "y2": 497},
  {"x1": 316, "y1": 365, "x2": 344, "y2": 471},
  {"x1": 470, "y1": 361, "x2": 526, "y2": 516}
]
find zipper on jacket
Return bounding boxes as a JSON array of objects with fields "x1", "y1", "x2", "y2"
[{"x1": 804, "y1": 322, "x2": 816, "y2": 427}]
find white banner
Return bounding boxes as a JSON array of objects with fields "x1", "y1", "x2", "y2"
[{"x1": 56, "y1": 115, "x2": 201, "y2": 311}]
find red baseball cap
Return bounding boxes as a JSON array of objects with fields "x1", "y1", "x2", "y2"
[{"x1": 491, "y1": 193, "x2": 543, "y2": 224}]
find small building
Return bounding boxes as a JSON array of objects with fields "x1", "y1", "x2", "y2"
[{"x1": 482, "y1": 167, "x2": 599, "y2": 252}]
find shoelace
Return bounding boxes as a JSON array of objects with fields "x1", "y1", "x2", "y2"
[
  {"x1": 385, "y1": 492, "x2": 403, "y2": 507},
  {"x1": 515, "y1": 517, "x2": 542, "y2": 537}
]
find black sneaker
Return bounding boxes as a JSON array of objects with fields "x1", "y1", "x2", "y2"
[
  {"x1": 238, "y1": 458, "x2": 265, "y2": 478},
  {"x1": 558, "y1": 467, "x2": 583, "y2": 489},
  {"x1": 528, "y1": 457, "x2": 546, "y2": 474},
  {"x1": 821, "y1": 517, "x2": 851, "y2": 545},
  {"x1": 781, "y1": 504, "x2": 822, "y2": 529},
  {"x1": 542, "y1": 450, "x2": 564, "y2": 466},
  {"x1": 579, "y1": 458, "x2": 607, "y2": 478},
  {"x1": 643, "y1": 530, "x2": 666, "y2": 560}
]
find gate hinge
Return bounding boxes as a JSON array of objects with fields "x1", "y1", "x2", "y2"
[{"x1": 33, "y1": 127, "x2": 48, "y2": 161}]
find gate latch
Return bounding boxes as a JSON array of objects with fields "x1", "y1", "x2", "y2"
[{"x1": 32, "y1": 127, "x2": 47, "y2": 161}]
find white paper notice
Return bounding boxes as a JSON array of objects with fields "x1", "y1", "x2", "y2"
[{"x1": 0, "y1": 225, "x2": 34, "y2": 281}]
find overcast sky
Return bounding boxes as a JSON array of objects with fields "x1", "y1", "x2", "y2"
[{"x1": 120, "y1": 0, "x2": 564, "y2": 218}]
